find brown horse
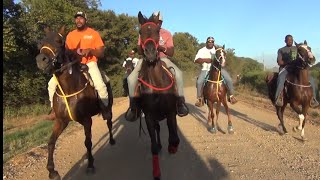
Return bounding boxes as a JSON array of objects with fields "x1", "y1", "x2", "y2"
[
  {"x1": 123, "y1": 59, "x2": 135, "y2": 96},
  {"x1": 266, "y1": 41, "x2": 316, "y2": 139},
  {"x1": 203, "y1": 46, "x2": 234, "y2": 134},
  {"x1": 136, "y1": 11, "x2": 179, "y2": 180},
  {"x1": 35, "y1": 25, "x2": 115, "y2": 179}
]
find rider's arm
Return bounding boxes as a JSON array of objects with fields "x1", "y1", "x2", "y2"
[
  {"x1": 277, "y1": 49, "x2": 284, "y2": 66},
  {"x1": 195, "y1": 58, "x2": 212, "y2": 64},
  {"x1": 158, "y1": 45, "x2": 174, "y2": 57}
]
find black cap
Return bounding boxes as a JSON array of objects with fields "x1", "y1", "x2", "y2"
[
  {"x1": 206, "y1": 37, "x2": 215, "y2": 43},
  {"x1": 74, "y1": 11, "x2": 87, "y2": 19}
]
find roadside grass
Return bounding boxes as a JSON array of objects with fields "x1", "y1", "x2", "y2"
[{"x1": 3, "y1": 120, "x2": 54, "y2": 163}]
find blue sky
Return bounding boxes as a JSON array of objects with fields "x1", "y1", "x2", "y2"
[{"x1": 100, "y1": 0, "x2": 319, "y2": 68}]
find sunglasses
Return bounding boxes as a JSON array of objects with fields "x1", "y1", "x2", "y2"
[{"x1": 207, "y1": 40, "x2": 214, "y2": 43}]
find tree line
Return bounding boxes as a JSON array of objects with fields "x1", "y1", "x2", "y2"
[{"x1": 4, "y1": 0, "x2": 318, "y2": 109}]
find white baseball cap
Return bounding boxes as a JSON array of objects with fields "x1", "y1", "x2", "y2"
[{"x1": 153, "y1": 11, "x2": 163, "y2": 21}]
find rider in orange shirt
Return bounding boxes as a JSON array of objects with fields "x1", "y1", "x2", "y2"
[{"x1": 47, "y1": 11, "x2": 109, "y2": 120}]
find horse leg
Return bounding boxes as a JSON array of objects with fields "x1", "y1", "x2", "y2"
[
  {"x1": 215, "y1": 101, "x2": 221, "y2": 132},
  {"x1": 276, "y1": 104, "x2": 288, "y2": 134},
  {"x1": 145, "y1": 116, "x2": 161, "y2": 179},
  {"x1": 83, "y1": 118, "x2": 95, "y2": 174},
  {"x1": 222, "y1": 99, "x2": 234, "y2": 134},
  {"x1": 166, "y1": 113, "x2": 180, "y2": 154},
  {"x1": 47, "y1": 119, "x2": 69, "y2": 180},
  {"x1": 106, "y1": 110, "x2": 115, "y2": 145},
  {"x1": 155, "y1": 122, "x2": 162, "y2": 151},
  {"x1": 207, "y1": 102, "x2": 216, "y2": 133},
  {"x1": 291, "y1": 102, "x2": 309, "y2": 139}
]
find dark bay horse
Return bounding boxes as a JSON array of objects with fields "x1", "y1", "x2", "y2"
[
  {"x1": 266, "y1": 41, "x2": 316, "y2": 139},
  {"x1": 123, "y1": 59, "x2": 135, "y2": 96},
  {"x1": 35, "y1": 26, "x2": 115, "y2": 179},
  {"x1": 203, "y1": 46, "x2": 234, "y2": 134},
  {"x1": 136, "y1": 11, "x2": 179, "y2": 180}
]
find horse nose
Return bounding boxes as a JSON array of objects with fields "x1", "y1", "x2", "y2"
[{"x1": 36, "y1": 53, "x2": 50, "y2": 70}]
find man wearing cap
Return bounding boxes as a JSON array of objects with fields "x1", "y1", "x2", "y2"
[
  {"x1": 122, "y1": 50, "x2": 139, "y2": 96},
  {"x1": 46, "y1": 11, "x2": 110, "y2": 120},
  {"x1": 194, "y1": 37, "x2": 216, "y2": 107},
  {"x1": 126, "y1": 11, "x2": 189, "y2": 122}
]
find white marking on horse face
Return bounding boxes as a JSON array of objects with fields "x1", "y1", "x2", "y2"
[{"x1": 301, "y1": 45, "x2": 314, "y2": 59}]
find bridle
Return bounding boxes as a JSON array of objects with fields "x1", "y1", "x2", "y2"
[{"x1": 139, "y1": 22, "x2": 159, "y2": 51}]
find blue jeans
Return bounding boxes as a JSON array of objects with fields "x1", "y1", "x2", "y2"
[
  {"x1": 196, "y1": 70, "x2": 208, "y2": 98},
  {"x1": 127, "y1": 57, "x2": 184, "y2": 97},
  {"x1": 275, "y1": 68, "x2": 317, "y2": 101},
  {"x1": 221, "y1": 68, "x2": 234, "y2": 96}
]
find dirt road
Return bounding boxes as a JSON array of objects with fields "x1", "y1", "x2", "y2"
[{"x1": 3, "y1": 87, "x2": 320, "y2": 180}]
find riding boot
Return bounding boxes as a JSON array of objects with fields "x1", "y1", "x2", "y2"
[
  {"x1": 177, "y1": 96, "x2": 189, "y2": 117},
  {"x1": 310, "y1": 97, "x2": 319, "y2": 108},
  {"x1": 46, "y1": 108, "x2": 56, "y2": 121},
  {"x1": 195, "y1": 97, "x2": 204, "y2": 107},
  {"x1": 228, "y1": 95, "x2": 238, "y2": 104},
  {"x1": 125, "y1": 97, "x2": 141, "y2": 122}
]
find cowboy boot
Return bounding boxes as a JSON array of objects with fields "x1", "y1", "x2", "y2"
[
  {"x1": 195, "y1": 97, "x2": 204, "y2": 107},
  {"x1": 125, "y1": 97, "x2": 141, "y2": 122},
  {"x1": 310, "y1": 97, "x2": 319, "y2": 108},
  {"x1": 177, "y1": 96, "x2": 189, "y2": 117},
  {"x1": 228, "y1": 95, "x2": 238, "y2": 104}
]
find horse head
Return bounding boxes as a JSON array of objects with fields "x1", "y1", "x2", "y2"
[
  {"x1": 138, "y1": 11, "x2": 161, "y2": 63},
  {"x1": 35, "y1": 25, "x2": 67, "y2": 74},
  {"x1": 211, "y1": 45, "x2": 226, "y2": 69},
  {"x1": 294, "y1": 40, "x2": 316, "y2": 68}
]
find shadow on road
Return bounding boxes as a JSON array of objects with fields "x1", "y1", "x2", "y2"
[
  {"x1": 188, "y1": 102, "x2": 279, "y2": 134},
  {"x1": 63, "y1": 112, "x2": 230, "y2": 180}
]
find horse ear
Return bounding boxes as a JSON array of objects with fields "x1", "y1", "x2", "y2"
[
  {"x1": 294, "y1": 41, "x2": 298, "y2": 47},
  {"x1": 222, "y1": 44, "x2": 225, "y2": 49},
  {"x1": 138, "y1": 11, "x2": 146, "y2": 25},
  {"x1": 58, "y1": 25, "x2": 66, "y2": 36},
  {"x1": 304, "y1": 40, "x2": 308, "y2": 45},
  {"x1": 153, "y1": 12, "x2": 160, "y2": 24},
  {"x1": 44, "y1": 26, "x2": 51, "y2": 34}
]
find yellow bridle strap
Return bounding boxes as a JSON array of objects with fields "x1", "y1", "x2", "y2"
[
  {"x1": 53, "y1": 74, "x2": 75, "y2": 121},
  {"x1": 40, "y1": 46, "x2": 56, "y2": 57},
  {"x1": 55, "y1": 82, "x2": 88, "y2": 98},
  {"x1": 206, "y1": 70, "x2": 222, "y2": 101}
]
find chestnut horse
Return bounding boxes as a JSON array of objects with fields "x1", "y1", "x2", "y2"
[
  {"x1": 266, "y1": 41, "x2": 316, "y2": 139},
  {"x1": 35, "y1": 26, "x2": 115, "y2": 179},
  {"x1": 203, "y1": 46, "x2": 234, "y2": 134},
  {"x1": 137, "y1": 11, "x2": 180, "y2": 180}
]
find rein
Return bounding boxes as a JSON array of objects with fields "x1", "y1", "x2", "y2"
[
  {"x1": 138, "y1": 65, "x2": 174, "y2": 91},
  {"x1": 285, "y1": 79, "x2": 311, "y2": 88},
  {"x1": 52, "y1": 62, "x2": 89, "y2": 121}
]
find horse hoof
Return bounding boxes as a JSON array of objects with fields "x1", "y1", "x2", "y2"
[
  {"x1": 228, "y1": 126, "x2": 234, "y2": 134},
  {"x1": 168, "y1": 145, "x2": 178, "y2": 154},
  {"x1": 109, "y1": 139, "x2": 116, "y2": 145},
  {"x1": 49, "y1": 171, "x2": 61, "y2": 180},
  {"x1": 208, "y1": 128, "x2": 216, "y2": 134},
  {"x1": 86, "y1": 167, "x2": 96, "y2": 175},
  {"x1": 154, "y1": 176, "x2": 161, "y2": 180}
]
